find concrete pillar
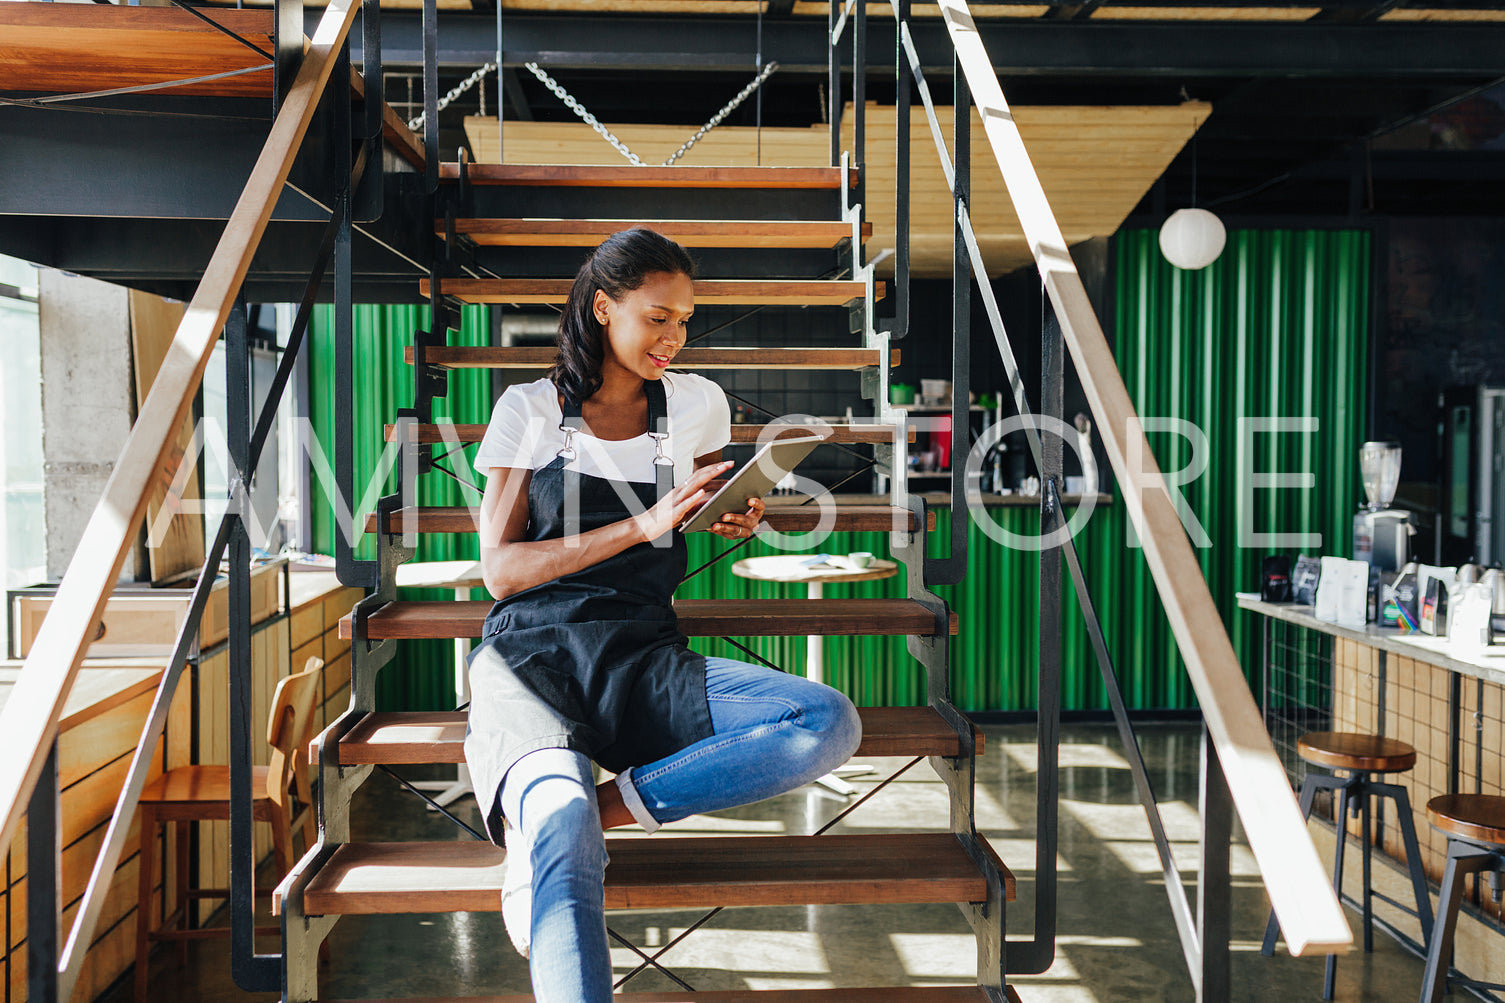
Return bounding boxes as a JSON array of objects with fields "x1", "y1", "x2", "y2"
[{"x1": 38, "y1": 269, "x2": 146, "y2": 583}]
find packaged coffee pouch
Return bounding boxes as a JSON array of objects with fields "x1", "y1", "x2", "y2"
[
  {"x1": 1292, "y1": 554, "x2": 1322, "y2": 606},
  {"x1": 1420, "y1": 576, "x2": 1448, "y2": 635},
  {"x1": 1381, "y1": 566, "x2": 1420, "y2": 631},
  {"x1": 1261, "y1": 555, "x2": 1293, "y2": 603}
]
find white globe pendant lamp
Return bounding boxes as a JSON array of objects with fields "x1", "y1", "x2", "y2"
[{"x1": 1159, "y1": 207, "x2": 1226, "y2": 270}]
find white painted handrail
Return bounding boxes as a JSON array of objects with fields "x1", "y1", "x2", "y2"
[{"x1": 938, "y1": 0, "x2": 1352, "y2": 958}]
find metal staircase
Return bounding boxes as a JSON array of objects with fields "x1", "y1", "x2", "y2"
[{"x1": 275, "y1": 120, "x2": 1019, "y2": 997}]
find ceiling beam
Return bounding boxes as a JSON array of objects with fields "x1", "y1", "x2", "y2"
[{"x1": 348, "y1": 11, "x2": 1505, "y2": 77}]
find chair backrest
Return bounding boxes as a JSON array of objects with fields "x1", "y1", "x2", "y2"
[{"x1": 265, "y1": 656, "x2": 324, "y2": 805}]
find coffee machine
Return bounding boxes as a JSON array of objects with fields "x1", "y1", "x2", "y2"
[{"x1": 1353, "y1": 441, "x2": 1412, "y2": 574}]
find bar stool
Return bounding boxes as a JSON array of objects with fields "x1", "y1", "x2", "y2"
[
  {"x1": 1262, "y1": 731, "x2": 1434, "y2": 1000},
  {"x1": 1418, "y1": 795, "x2": 1505, "y2": 1003}
]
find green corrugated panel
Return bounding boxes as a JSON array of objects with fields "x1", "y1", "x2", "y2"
[
  {"x1": 309, "y1": 304, "x2": 493, "y2": 711},
  {"x1": 1107, "y1": 228, "x2": 1371, "y2": 708}
]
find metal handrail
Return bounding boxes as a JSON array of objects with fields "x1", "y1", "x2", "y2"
[{"x1": 0, "y1": 2, "x2": 366, "y2": 997}]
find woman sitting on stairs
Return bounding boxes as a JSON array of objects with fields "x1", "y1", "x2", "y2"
[{"x1": 464, "y1": 227, "x2": 862, "y2": 1002}]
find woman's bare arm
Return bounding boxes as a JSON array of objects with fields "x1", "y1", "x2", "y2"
[{"x1": 477, "y1": 461, "x2": 731, "y2": 600}]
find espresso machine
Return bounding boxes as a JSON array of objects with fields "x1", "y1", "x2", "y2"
[{"x1": 1353, "y1": 441, "x2": 1412, "y2": 574}]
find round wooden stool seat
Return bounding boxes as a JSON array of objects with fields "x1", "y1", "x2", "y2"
[
  {"x1": 1296, "y1": 731, "x2": 1417, "y2": 773},
  {"x1": 1426, "y1": 794, "x2": 1505, "y2": 846}
]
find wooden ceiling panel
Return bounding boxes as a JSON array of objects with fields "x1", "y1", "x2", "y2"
[
  {"x1": 466, "y1": 100, "x2": 1207, "y2": 276},
  {"x1": 1379, "y1": 7, "x2": 1505, "y2": 18},
  {"x1": 1091, "y1": 5, "x2": 1320, "y2": 17},
  {"x1": 0, "y1": 3, "x2": 275, "y2": 98}
]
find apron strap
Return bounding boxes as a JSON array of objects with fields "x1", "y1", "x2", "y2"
[
  {"x1": 645, "y1": 379, "x2": 673, "y2": 500},
  {"x1": 558, "y1": 381, "x2": 673, "y2": 500}
]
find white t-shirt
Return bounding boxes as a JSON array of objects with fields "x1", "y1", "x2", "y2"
[{"x1": 472, "y1": 373, "x2": 732, "y2": 486}]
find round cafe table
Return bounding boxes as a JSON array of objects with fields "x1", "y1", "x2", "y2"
[{"x1": 730, "y1": 554, "x2": 898, "y2": 795}]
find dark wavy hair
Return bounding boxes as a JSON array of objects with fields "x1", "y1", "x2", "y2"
[{"x1": 548, "y1": 227, "x2": 697, "y2": 408}]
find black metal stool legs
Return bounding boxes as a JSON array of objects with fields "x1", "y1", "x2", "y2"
[
  {"x1": 1418, "y1": 840, "x2": 1503, "y2": 1003},
  {"x1": 1264, "y1": 770, "x2": 1435, "y2": 1001}
]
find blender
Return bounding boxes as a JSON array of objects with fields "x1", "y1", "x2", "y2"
[{"x1": 1353, "y1": 441, "x2": 1412, "y2": 573}]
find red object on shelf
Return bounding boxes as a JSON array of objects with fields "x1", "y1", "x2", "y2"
[{"x1": 932, "y1": 415, "x2": 952, "y2": 469}]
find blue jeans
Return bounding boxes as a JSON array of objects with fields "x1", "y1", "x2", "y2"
[{"x1": 500, "y1": 657, "x2": 863, "y2": 1003}]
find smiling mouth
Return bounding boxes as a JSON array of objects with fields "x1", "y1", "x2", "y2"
[{"x1": 647, "y1": 352, "x2": 674, "y2": 367}]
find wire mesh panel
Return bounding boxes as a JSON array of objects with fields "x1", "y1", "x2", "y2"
[{"x1": 1262, "y1": 616, "x2": 1335, "y2": 790}]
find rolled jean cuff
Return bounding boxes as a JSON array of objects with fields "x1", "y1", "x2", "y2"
[{"x1": 615, "y1": 769, "x2": 662, "y2": 834}]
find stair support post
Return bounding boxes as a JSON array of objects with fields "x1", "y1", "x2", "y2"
[
  {"x1": 226, "y1": 298, "x2": 282, "y2": 993},
  {"x1": 1197, "y1": 726, "x2": 1233, "y2": 1003},
  {"x1": 887, "y1": 0, "x2": 911, "y2": 342},
  {"x1": 26, "y1": 742, "x2": 60, "y2": 1003}
]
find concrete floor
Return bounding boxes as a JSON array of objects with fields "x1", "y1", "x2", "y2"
[{"x1": 110, "y1": 721, "x2": 1438, "y2": 1002}]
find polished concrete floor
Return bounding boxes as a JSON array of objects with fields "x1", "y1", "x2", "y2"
[{"x1": 110, "y1": 722, "x2": 1439, "y2": 1002}]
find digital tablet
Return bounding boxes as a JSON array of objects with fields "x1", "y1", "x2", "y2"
[{"x1": 678, "y1": 433, "x2": 825, "y2": 534}]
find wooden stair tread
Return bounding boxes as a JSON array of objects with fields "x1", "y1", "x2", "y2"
[
  {"x1": 364, "y1": 504, "x2": 929, "y2": 536},
  {"x1": 439, "y1": 163, "x2": 858, "y2": 189},
  {"x1": 384, "y1": 422, "x2": 909, "y2": 445},
  {"x1": 404, "y1": 345, "x2": 893, "y2": 370},
  {"x1": 339, "y1": 599, "x2": 958, "y2": 640},
  {"x1": 420, "y1": 279, "x2": 883, "y2": 307},
  {"x1": 445, "y1": 218, "x2": 869, "y2": 249},
  {"x1": 333, "y1": 706, "x2": 982, "y2": 766},
  {"x1": 291, "y1": 833, "x2": 1006, "y2": 916},
  {"x1": 323, "y1": 988, "x2": 999, "y2": 1002}
]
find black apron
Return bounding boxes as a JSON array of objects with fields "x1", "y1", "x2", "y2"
[{"x1": 463, "y1": 380, "x2": 714, "y2": 844}]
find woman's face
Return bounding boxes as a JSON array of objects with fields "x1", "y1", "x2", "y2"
[{"x1": 593, "y1": 270, "x2": 694, "y2": 383}]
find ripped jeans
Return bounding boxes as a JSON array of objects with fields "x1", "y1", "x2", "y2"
[{"x1": 499, "y1": 657, "x2": 863, "y2": 1003}]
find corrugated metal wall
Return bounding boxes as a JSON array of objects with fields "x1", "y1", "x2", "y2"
[{"x1": 310, "y1": 228, "x2": 1369, "y2": 712}]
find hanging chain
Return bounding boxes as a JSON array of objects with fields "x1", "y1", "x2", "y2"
[
  {"x1": 414, "y1": 59, "x2": 780, "y2": 168},
  {"x1": 663, "y1": 59, "x2": 778, "y2": 166},
  {"x1": 408, "y1": 61, "x2": 498, "y2": 133},
  {"x1": 522, "y1": 61, "x2": 645, "y2": 166}
]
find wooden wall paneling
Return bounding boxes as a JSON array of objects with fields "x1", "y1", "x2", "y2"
[
  {"x1": 325, "y1": 650, "x2": 352, "y2": 700},
  {"x1": 323, "y1": 589, "x2": 363, "y2": 632},
  {"x1": 57, "y1": 689, "x2": 159, "y2": 789},
  {"x1": 166, "y1": 672, "x2": 192, "y2": 773},
  {"x1": 291, "y1": 606, "x2": 324, "y2": 650},
  {"x1": 62, "y1": 857, "x2": 145, "y2": 1003},
  {"x1": 129, "y1": 290, "x2": 205, "y2": 583}
]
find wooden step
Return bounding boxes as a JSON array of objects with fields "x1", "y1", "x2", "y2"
[
  {"x1": 404, "y1": 345, "x2": 894, "y2": 370},
  {"x1": 420, "y1": 278, "x2": 883, "y2": 307},
  {"x1": 445, "y1": 219, "x2": 870, "y2": 249},
  {"x1": 365, "y1": 503, "x2": 928, "y2": 536},
  {"x1": 324, "y1": 987, "x2": 1007, "y2": 1002},
  {"x1": 338, "y1": 599, "x2": 958, "y2": 641},
  {"x1": 439, "y1": 163, "x2": 858, "y2": 190},
  {"x1": 384, "y1": 422, "x2": 910, "y2": 445},
  {"x1": 332, "y1": 706, "x2": 983, "y2": 766},
  {"x1": 287, "y1": 833, "x2": 1008, "y2": 916}
]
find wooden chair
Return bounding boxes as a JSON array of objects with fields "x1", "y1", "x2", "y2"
[{"x1": 134, "y1": 656, "x2": 324, "y2": 1003}]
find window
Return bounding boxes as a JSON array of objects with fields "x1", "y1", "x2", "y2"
[{"x1": 1, "y1": 256, "x2": 43, "y2": 650}]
